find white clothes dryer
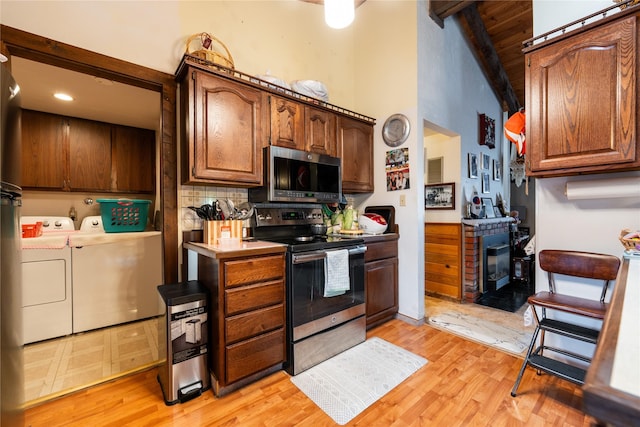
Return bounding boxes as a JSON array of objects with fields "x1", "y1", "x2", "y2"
[{"x1": 21, "y1": 216, "x2": 75, "y2": 344}]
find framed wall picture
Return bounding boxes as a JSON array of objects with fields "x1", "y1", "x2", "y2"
[
  {"x1": 468, "y1": 153, "x2": 478, "y2": 178},
  {"x1": 482, "y1": 197, "x2": 495, "y2": 218},
  {"x1": 425, "y1": 182, "x2": 455, "y2": 210},
  {"x1": 493, "y1": 159, "x2": 501, "y2": 181},
  {"x1": 482, "y1": 153, "x2": 491, "y2": 170},
  {"x1": 482, "y1": 172, "x2": 490, "y2": 193},
  {"x1": 479, "y1": 113, "x2": 496, "y2": 148}
]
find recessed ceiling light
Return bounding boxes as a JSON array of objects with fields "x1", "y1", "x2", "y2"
[{"x1": 54, "y1": 93, "x2": 74, "y2": 101}]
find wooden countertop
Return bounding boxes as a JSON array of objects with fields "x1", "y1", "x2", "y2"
[
  {"x1": 184, "y1": 240, "x2": 287, "y2": 260},
  {"x1": 359, "y1": 232, "x2": 399, "y2": 243},
  {"x1": 583, "y1": 255, "x2": 640, "y2": 426}
]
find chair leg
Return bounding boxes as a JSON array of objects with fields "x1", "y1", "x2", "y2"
[
  {"x1": 535, "y1": 328, "x2": 546, "y2": 375},
  {"x1": 511, "y1": 325, "x2": 541, "y2": 397}
]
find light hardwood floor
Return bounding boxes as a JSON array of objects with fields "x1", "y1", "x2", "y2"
[{"x1": 24, "y1": 319, "x2": 596, "y2": 427}]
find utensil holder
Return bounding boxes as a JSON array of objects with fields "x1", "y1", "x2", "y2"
[{"x1": 203, "y1": 220, "x2": 243, "y2": 245}]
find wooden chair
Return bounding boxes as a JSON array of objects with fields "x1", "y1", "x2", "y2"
[{"x1": 511, "y1": 249, "x2": 621, "y2": 397}]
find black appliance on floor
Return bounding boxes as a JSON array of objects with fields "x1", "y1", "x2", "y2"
[{"x1": 251, "y1": 203, "x2": 367, "y2": 375}]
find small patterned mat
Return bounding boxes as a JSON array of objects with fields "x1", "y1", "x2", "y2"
[{"x1": 290, "y1": 337, "x2": 427, "y2": 425}]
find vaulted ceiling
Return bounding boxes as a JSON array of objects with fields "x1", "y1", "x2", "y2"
[
  {"x1": 304, "y1": 0, "x2": 533, "y2": 116},
  {"x1": 430, "y1": 0, "x2": 533, "y2": 116}
]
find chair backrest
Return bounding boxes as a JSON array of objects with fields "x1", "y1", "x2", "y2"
[{"x1": 538, "y1": 250, "x2": 621, "y2": 303}]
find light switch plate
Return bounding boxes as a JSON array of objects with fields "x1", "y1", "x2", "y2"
[{"x1": 400, "y1": 195, "x2": 406, "y2": 206}]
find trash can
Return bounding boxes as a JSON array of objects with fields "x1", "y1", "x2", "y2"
[{"x1": 157, "y1": 280, "x2": 210, "y2": 405}]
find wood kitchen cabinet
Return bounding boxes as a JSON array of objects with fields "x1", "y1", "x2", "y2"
[
  {"x1": 304, "y1": 105, "x2": 337, "y2": 156},
  {"x1": 425, "y1": 223, "x2": 461, "y2": 300},
  {"x1": 268, "y1": 95, "x2": 337, "y2": 156},
  {"x1": 178, "y1": 65, "x2": 265, "y2": 186},
  {"x1": 525, "y1": 13, "x2": 640, "y2": 177},
  {"x1": 112, "y1": 125, "x2": 155, "y2": 193},
  {"x1": 364, "y1": 234, "x2": 399, "y2": 329},
  {"x1": 269, "y1": 95, "x2": 304, "y2": 151},
  {"x1": 21, "y1": 109, "x2": 154, "y2": 193},
  {"x1": 195, "y1": 249, "x2": 286, "y2": 396},
  {"x1": 338, "y1": 116, "x2": 374, "y2": 193},
  {"x1": 21, "y1": 109, "x2": 67, "y2": 190},
  {"x1": 176, "y1": 55, "x2": 374, "y2": 187}
]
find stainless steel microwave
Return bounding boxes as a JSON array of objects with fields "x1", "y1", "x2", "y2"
[{"x1": 248, "y1": 146, "x2": 342, "y2": 204}]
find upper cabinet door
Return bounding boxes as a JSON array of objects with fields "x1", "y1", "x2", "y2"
[
  {"x1": 113, "y1": 125, "x2": 156, "y2": 193},
  {"x1": 338, "y1": 116, "x2": 374, "y2": 193},
  {"x1": 526, "y1": 15, "x2": 639, "y2": 176},
  {"x1": 305, "y1": 106, "x2": 336, "y2": 156},
  {"x1": 186, "y1": 69, "x2": 264, "y2": 186},
  {"x1": 270, "y1": 96, "x2": 304, "y2": 151},
  {"x1": 21, "y1": 110, "x2": 67, "y2": 190},
  {"x1": 68, "y1": 117, "x2": 112, "y2": 191}
]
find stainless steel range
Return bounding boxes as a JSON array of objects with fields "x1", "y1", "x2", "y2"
[{"x1": 251, "y1": 203, "x2": 366, "y2": 375}]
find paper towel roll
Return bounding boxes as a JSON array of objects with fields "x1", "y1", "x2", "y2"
[{"x1": 565, "y1": 177, "x2": 640, "y2": 200}]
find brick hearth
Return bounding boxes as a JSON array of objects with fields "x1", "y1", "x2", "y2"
[{"x1": 462, "y1": 218, "x2": 514, "y2": 303}]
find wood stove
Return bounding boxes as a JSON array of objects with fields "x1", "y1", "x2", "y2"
[{"x1": 481, "y1": 233, "x2": 510, "y2": 292}]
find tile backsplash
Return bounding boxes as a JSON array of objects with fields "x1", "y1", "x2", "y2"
[{"x1": 179, "y1": 185, "x2": 248, "y2": 231}]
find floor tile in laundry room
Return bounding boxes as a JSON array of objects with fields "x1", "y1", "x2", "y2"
[
  {"x1": 23, "y1": 317, "x2": 162, "y2": 403},
  {"x1": 111, "y1": 320, "x2": 159, "y2": 372}
]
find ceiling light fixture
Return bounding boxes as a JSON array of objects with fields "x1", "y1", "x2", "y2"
[
  {"x1": 325, "y1": 0, "x2": 354, "y2": 29},
  {"x1": 54, "y1": 93, "x2": 74, "y2": 102}
]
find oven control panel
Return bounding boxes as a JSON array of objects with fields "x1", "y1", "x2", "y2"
[{"x1": 254, "y1": 205, "x2": 324, "y2": 227}]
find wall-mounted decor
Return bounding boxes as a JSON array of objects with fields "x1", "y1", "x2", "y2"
[
  {"x1": 425, "y1": 182, "x2": 455, "y2": 210},
  {"x1": 382, "y1": 114, "x2": 411, "y2": 147},
  {"x1": 493, "y1": 160, "x2": 501, "y2": 181},
  {"x1": 479, "y1": 113, "x2": 496, "y2": 149},
  {"x1": 482, "y1": 153, "x2": 491, "y2": 170},
  {"x1": 468, "y1": 153, "x2": 478, "y2": 178},
  {"x1": 386, "y1": 147, "x2": 410, "y2": 191},
  {"x1": 481, "y1": 197, "x2": 495, "y2": 218},
  {"x1": 482, "y1": 172, "x2": 490, "y2": 193}
]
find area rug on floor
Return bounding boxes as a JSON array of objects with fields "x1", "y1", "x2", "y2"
[
  {"x1": 290, "y1": 337, "x2": 427, "y2": 425},
  {"x1": 428, "y1": 311, "x2": 531, "y2": 354}
]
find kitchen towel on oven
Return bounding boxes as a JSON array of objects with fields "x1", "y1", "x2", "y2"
[{"x1": 324, "y1": 249, "x2": 350, "y2": 297}]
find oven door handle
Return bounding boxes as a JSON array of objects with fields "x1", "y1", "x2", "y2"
[{"x1": 291, "y1": 245, "x2": 367, "y2": 264}]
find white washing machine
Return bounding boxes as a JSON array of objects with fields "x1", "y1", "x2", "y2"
[
  {"x1": 21, "y1": 216, "x2": 75, "y2": 344},
  {"x1": 70, "y1": 216, "x2": 163, "y2": 333}
]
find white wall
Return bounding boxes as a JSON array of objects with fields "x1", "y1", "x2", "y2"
[
  {"x1": 351, "y1": 0, "x2": 422, "y2": 320},
  {"x1": 0, "y1": 1, "x2": 358, "y2": 110},
  {"x1": 424, "y1": 132, "x2": 462, "y2": 223},
  {"x1": 532, "y1": 0, "x2": 640, "y2": 359}
]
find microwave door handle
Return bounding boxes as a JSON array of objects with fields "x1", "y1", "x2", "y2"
[{"x1": 292, "y1": 251, "x2": 327, "y2": 264}]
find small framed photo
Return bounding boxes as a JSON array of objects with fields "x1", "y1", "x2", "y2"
[
  {"x1": 493, "y1": 160, "x2": 501, "y2": 181},
  {"x1": 479, "y1": 113, "x2": 496, "y2": 149},
  {"x1": 425, "y1": 182, "x2": 455, "y2": 210},
  {"x1": 482, "y1": 172, "x2": 490, "y2": 193},
  {"x1": 482, "y1": 197, "x2": 495, "y2": 218},
  {"x1": 494, "y1": 206, "x2": 503, "y2": 218},
  {"x1": 468, "y1": 153, "x2": 478, "y2": 179},
  {"x1": 482, "y1": 153, "x2": 491, "y2": 170}
]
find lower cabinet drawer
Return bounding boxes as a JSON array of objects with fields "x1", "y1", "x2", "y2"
[
  {"x1": 225, "y1": 304, "x2": 284, "y2": 344},
  {"x1": 225, "y1": 280, "x2": 284, "y2": 316},
  {"x1": 226, "y1": 328, "x2": 284, "y2": 384}
]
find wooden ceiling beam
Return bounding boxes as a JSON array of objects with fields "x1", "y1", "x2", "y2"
[
  {"x1": 458, "y1": 3, "x2": 521, "y2": 115},
  {"x1": 429, "y1": 1, "x2": 475, "y2": 28}
]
